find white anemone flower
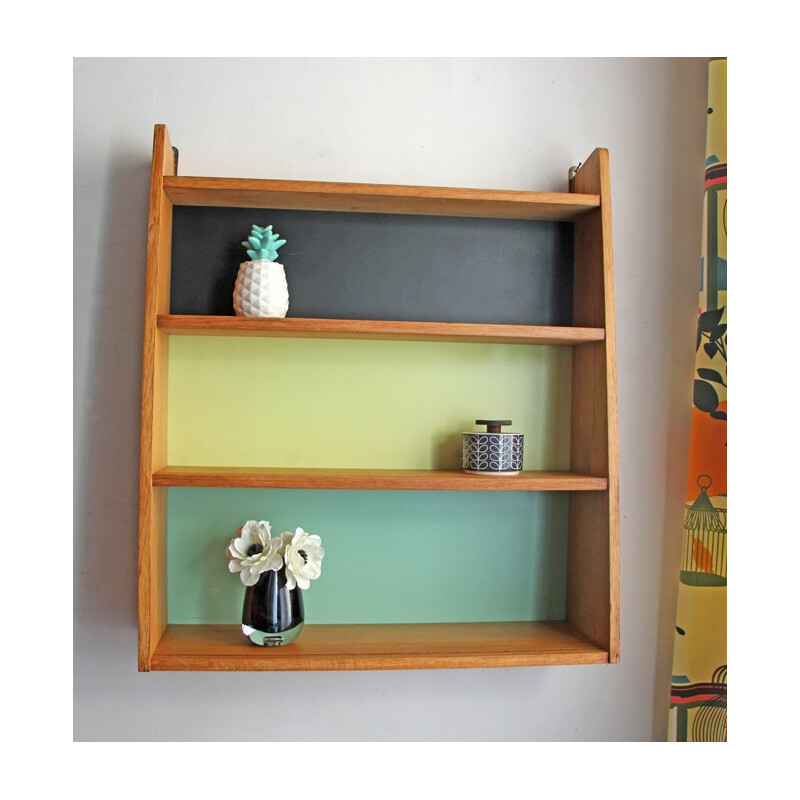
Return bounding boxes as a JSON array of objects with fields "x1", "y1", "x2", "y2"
[
  {"x1": 227, "y1": 520, "x2": 283, "y2": 586},
  {"x1": 282, "y1": 527, "x2": 325, "y2": 590}
]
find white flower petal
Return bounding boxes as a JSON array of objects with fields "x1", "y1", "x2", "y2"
[
  {"x1": 254, "y1": 520, "x2": 272, "y2": 545},
  {"x1": 241, "y1": 567, "x2": 260, "y2": 586},
  {"x1": 304, "y1": 562, "x2": 321, "y2": 580},
  {"x1": 235, "y1": 528, "x2": 256, "y2": 555},
  {"x1": 229, "y1": 560, "x2": 243, "y2": 573},
  {"x1": 284, "y1": 570, "x2": 297, "y2": 590},
  {"x1": 232, "y1": 538, "x2": 250, "y2": 557},
  {"x1": 307, "y1": 544, "x2": 324, "y2": 560},
  {"x1": 267, "y1": 537, "x2": 282, "y2": 553}
]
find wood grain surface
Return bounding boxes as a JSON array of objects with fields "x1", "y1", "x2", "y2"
[
  {"x1": 151, "y1": 621, "x2": 610, "y2": 671},
  {"x1": 138, "y1": 125, "x2": 175, "y2": 670},
  {"x1": 153, "y1": 467, "x2": 608, "y2": 491},
  {"x1": 164, "y1": 175, "x2": 600, "y2": 220},
  {"x1": 158, "y1": 315, "x2": 605, "y2": 345},
  {"x1": 567, "y1": 148, "x2": 620, "y2": 663}
]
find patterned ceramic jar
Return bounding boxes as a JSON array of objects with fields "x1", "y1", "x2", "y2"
[{"x1": 462, "y1": 420, "x2": 524, "y2": 475}]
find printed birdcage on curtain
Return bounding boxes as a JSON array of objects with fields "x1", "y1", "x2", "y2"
[{"x1": 680, "y1": 475, "x2": 727, "y2": 586}]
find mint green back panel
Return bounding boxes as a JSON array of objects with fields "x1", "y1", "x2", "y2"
[{"x1": 167, "y1": 488, "x2": 569, "y2": 625}]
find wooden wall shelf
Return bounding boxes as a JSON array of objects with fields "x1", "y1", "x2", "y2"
[{"x1": 139, "y1": 125, "x2": 619, "y2": 672}]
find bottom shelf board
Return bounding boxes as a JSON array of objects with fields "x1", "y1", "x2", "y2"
[{"x1": 147, "y1": 621, "x2": 609, "y2": 671}]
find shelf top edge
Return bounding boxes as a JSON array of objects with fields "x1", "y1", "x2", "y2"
[
  {"x1": 162, "y1": 176, "x2": 599, "y2": 219},
  {"x1": 164, "y1": 175, "x2": 599, "y2": 205}
]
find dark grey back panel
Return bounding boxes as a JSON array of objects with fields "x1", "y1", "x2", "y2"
[{"x1": 170, "y1": 206, "x2": 574, "y2": 325}]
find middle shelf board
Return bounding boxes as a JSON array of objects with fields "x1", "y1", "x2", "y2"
[
  {"x1": 153, "y1": 467, "x2": 608, "y2": 491},
  {"x1": 158, "y1": 315, "x2": 605, "y2": 345}
]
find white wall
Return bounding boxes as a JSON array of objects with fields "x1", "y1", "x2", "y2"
[{"x1": 74, "y1": 57, "x2": 707, "y2": 741}]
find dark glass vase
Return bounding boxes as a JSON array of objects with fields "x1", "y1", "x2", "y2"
[{"x1": 241, "y1": 567, "x2": 304, "y2": 646}]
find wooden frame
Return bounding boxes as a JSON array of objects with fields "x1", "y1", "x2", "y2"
[
  {"x1": 567, "y1": 149, "x2": 620, "y2": 663},
  {"x1": 139, "y1": 125, "x2": 619, "y2": 671},
  {"x1": 138, "y1": 126, "x2": 175, "y2": 671}
]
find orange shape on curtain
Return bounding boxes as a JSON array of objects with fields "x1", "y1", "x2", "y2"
[
  {"x1": 685, "y1": 403, "x2": 727, "y2": 501},
  {"x1": 691, "y1": 538, "x2": 714, "y2": 572}
]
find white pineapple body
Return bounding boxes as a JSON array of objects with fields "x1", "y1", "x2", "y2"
[{"x1": 233, "y1": 260, "x2": 289, "y2": 317}]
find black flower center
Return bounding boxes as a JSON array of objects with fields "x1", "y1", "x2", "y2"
[
  {"x1": 246, "y1": 544, "x2": 264, "y2": 556},
  {"x1": 298, "y1": 549, "x2": 308, "y2": 564}
]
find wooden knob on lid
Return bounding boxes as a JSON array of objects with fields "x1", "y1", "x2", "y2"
[{"x1": 475, "y1": 419, "x2": 513, "y2": 434}]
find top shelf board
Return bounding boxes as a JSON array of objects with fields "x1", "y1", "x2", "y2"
[{"x1": 163, "y1": 176, "x2": 600, "y2": 221}]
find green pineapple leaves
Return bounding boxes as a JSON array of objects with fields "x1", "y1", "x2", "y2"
[{"x1": 241, "y1": 224, "x2": 287, "y2": 262}]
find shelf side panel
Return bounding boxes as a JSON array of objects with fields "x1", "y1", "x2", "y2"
[
  {"x1": 139, "y1": 125, "x2": 176, "y2": 670},
  {"x1": 567, "y1": 148, "x2": 619, "y2": 662}
]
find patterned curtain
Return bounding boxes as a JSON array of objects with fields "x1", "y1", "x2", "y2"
[{"x1": 668, "y1": 58, "x2": 727, "y2": 742}]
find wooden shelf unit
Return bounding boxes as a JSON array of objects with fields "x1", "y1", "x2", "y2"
[{"x1": 139, "y1": 124, "x2": 619, "y2": 672}]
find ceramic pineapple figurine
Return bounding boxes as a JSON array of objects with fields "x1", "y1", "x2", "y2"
[{"x1": 233, "y1": 224, "x2": 289, "y2": 317}]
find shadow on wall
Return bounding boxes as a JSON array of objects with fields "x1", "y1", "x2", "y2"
[
  {"x1": 649, "y1": 58, "x2": 710, "y2": 742},
  {"x1": 75, "y1": 151, "x2": 151, "y2": 643}
]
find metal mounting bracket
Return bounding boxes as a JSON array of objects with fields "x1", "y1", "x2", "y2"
[{"x1": 568, "y1": 161, "x2": 583, "y2": 191}]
